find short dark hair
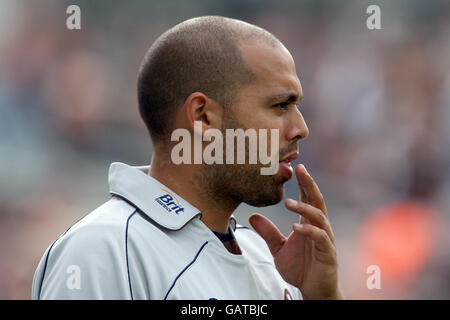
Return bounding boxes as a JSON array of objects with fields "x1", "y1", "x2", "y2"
[{"x1": 137, "y1": 16, "x2": 280, "y2": 145}]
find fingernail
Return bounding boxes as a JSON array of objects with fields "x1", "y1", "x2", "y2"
[
  {"x1": 293, "y1": 223, "x2": 303, "y2": 231},
  {"x1": 286, "y1": 199, "x2": 297, "y2": 206}
]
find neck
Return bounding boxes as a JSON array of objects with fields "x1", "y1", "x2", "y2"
[{"x1": 149, "y1": 152, "x2": 238, "y2": 233}]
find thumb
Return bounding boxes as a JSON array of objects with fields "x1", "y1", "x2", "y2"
[{"x1": 249, "y1": 213, "x2": 286, "y2": 256}]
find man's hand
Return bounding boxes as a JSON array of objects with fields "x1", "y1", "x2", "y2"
[{"x1": 249, "y1": 164, "x2": 343, "y2": 300}]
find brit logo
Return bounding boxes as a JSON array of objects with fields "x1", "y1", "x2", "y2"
[{"x1": 155, "y1": 188, "x2": 185, "y2": 214}]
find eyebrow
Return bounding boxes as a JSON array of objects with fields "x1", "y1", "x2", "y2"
[{"x1": 266, "y1": 91, "x2": 303, "y2": 105}]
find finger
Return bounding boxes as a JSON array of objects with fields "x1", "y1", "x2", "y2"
[
  {"x1": 300, "y1": 182, "x2": 308, "y2": 204},
  {"x1": 296, "y1": 164, "x2": 328, "y2": 216},
  {"x1": 293, "y1": 223, "x2": 336, "y2": 263},
  {"x1": 286, "y1": 199, "x2": 335, "y2": 245},
  {"x1": 249, "y1": 213, "x2": 286, "y2": 256}
]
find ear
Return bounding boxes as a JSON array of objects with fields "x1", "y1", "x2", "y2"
[{"x1": 184, "y1": 92, "x2": 223, "y2": 136}]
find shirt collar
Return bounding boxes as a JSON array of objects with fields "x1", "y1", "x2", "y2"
[{"x1": 108, "y1": 162, "x2": 236, "y2": 231}]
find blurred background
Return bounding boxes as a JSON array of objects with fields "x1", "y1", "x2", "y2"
[{"x1": 0, "y1": 0, "x2": 449, "y2": 299}]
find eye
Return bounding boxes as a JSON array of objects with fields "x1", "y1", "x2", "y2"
[
  {"x1": 273, "y1": 102, "x2": 290, "y2": 110},
  {"x1": 273, "y1": 101, "x2": 301, "y2": 111}
]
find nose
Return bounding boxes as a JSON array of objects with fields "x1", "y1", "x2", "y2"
[{"x1": 286, "y1": 108, "x2": 309, "y2": 143}]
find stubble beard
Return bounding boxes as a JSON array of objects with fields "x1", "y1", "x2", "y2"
[{"x1": 199, "y1": 108, "x2": 287, "y2": 208}]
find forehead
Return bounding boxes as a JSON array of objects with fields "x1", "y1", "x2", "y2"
[{"x1": 239, "y1": 41, "x2": 303, "y2": 101}]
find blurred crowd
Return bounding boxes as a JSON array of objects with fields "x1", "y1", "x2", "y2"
[{"x1": 0, "y1": 0, "x2": 449, "y2": 299}]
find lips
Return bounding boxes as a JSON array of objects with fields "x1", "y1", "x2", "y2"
[
  {"x1": 278, "y1": 152, "x2": 299, "y2": 179},
  {"x1": 279, "y1": 160, "x2": 294, "y2": 179},
  {"x1": 280, "y1": 152, "x2": 299, "y2": 163}
]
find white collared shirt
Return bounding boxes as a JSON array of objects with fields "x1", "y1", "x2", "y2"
[{"x1": 32, "y1": 162, "x2": 302, "y2": 300}]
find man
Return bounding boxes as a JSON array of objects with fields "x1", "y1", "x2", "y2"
[{"x1": 32, "y1": 16, "x2": 343, "y2": 300}]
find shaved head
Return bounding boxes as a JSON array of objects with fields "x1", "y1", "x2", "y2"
[{"x1": 137, "y1": 15, "x2": 283, "y2": 145}]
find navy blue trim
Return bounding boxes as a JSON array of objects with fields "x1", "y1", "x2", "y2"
[
  {"x1": 38, "y1": 213, "x2": 88, "y2": 299},
  {"x1": 38, "y1": 239, "x2": 58, "y2": 299},
  {"x1": 213, "y1": 228, "x2": 234, "y2": 242},
  {"x1": 125, "y1": 210, "x2": 137, "y2": 300},
  {"x1": 236, "y1": 226, "x2": 250, "y2": 230},
  {"x1": 164, "y1": 241, "x2": 208, "y2": 300}
]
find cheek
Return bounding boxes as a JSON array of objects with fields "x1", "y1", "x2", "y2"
[
  {"x1": 231, "y1": 98, "x2": 266, "y2": 127},
  {"x1": 239, "y1": 109, "x2": 263, "y2": 128},
  {"x1": 229, "y1": 101, "x2": 286, "y2": 140}
]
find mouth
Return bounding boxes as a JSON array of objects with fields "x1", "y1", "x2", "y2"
[
  {"x1": 278, "y1": 152, "x2": 299, "y2": 179},
  {"x1": 280, "y1": 152, "x2": 299, "y2": 163}
]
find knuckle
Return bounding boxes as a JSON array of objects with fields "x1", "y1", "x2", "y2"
[
  {"x1": 317, "y1": 210, "x2": 327, "y2": 224},
  {"x1": 319, "y1": 229, "x2": 328, "y2": 242}
]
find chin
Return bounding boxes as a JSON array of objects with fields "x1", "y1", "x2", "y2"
[{"x1": 244, "y1": 183, "x2": 285, "y2": 207}]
